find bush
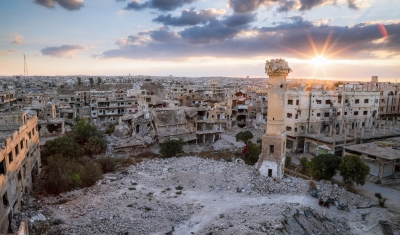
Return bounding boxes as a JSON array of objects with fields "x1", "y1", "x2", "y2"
[
  {"x1": 339, "y1": 154, "x2": 370, "y2": 186},
  {"x1": 235, "y1": 131, "x2": 254, "y2": 144},
  {"x1": 375, "y1": 193, "x2": 387, "y2": 207},
  {"x1": 44, "y1": 156, "x2": 102, "y2": 194},
  {"x1": 85, "y1": 136, "x2": 106, "y2": 157},
  {"x1": 96, "y1": 156, "x2": 117, "y2": 173},
  {"x1": 42, "y1": 136, "x2": 83, "y2": 163},
  {"x1": 160, "y1": 139, "x2": 184, "y2": 158},
  {"x1": 71, "y1": 118, "x2": 105, "y2": 145},
  {"x1": 299, "y1": 157, "x2": 310, "y2": 174},
  {"x1": 310, "y1": 154, "x2": 341, "y2": 180},
  {"x1": 244, "y1": 144, "x2": 260, "y2": 165}
]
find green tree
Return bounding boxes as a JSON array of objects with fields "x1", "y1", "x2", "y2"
[
  {"x1": 97, "y1": 77, "x2": 102, "y2": 85},
  {"x1": 310, "y1": 154, "x2": 341, "y2": 180},
  {"x1": 299, "y1": 157, "x2": 310, "y2": 174},
  {"x1": 244, "y1": 144, "x2": 260, "y2": 165},
  {"x1": 71, "y1": 118, "x2": 105, "y2": 146},
  {"x1": 89, "y1": 77, "x2": 94, "y2": 87},
  {"x1": 160, "y1": 139, "x2": 184, "y2": 158},
  {"x1": 235, "y1": 131, "x2": 254, "y2": 144},
  {"x1": 77, "y1": 77, "x2": 82, "y2": 86},
  {"x1": 42, "y1": 136, "x2": 83, "y2": 162},
  {"x1": 339, "y1": 154, "x2": 370, "y2": 186}
]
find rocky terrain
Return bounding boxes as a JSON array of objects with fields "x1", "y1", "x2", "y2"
[{"x1": 14, "y1": 157, "x2": 400, "y2": 235}]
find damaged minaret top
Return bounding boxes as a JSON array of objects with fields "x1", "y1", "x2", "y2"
[{"x1": 265, "y1": 58, "x2": 292, "y2": 75}]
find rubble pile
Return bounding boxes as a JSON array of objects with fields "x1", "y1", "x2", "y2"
[
  {"x1": 28, "y1": 157, "x2": 396, "y2": 235},
  {"x1": 315, "y1": 181, "x2": 372, "y2": 208}
]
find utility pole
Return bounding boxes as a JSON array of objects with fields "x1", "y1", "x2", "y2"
[{"x1": 24, "y1": 54, "x2": 28, "y2": 78}]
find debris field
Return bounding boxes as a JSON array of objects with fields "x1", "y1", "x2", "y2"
[{"x1": 19, "y1": 157, "x2": 400, "y2": 235}]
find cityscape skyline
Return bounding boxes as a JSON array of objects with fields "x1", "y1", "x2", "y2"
[{"x1": 0, "y1": 0, "x2": 399, "y2": 80}]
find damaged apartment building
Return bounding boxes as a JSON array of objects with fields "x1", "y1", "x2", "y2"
[
  {"x1": 0, "y1": 112, "x2": 41, "y2": 233},
  {"x1": 112, "y1": 90, "x2": 234, "y2": 148},
  {"x1": 284, "y1": 83, "x2": 382, "y2": 156}
]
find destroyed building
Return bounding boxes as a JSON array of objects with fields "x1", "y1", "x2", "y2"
[
  {"x1": 344, "y1": 137, "x2": 400, "y2": 179},
  {"x1": 0, "y1": 112, "x2": 41, "y2": 233}
]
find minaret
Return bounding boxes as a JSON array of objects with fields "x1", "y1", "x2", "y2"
[{"x1": 256, "y1": 59, "x2": 292, "y2": 180}]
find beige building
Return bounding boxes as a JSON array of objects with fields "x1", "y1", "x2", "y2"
[{"x1": 0, "y1": 112, "x2": 41, "y2": 233}]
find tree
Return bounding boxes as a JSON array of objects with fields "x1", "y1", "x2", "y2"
[
  {"x1": 299, "y1": 157, "x2": 310, "y2": 174},
  {"x1": 244, "y1": 144, "x2": 260, "y2": 165},
  {"x1": 71, "y1": 118, "x2": 105, "y2": 146},
  {"x1": 310, "y1": 154, "x2": 341, "y2": 180},
  {"x1": 77, "y1": 77, "x2": 82, "y2": 86},
  {"x1": 89, "y1": 77, "x2": 94, "y2": 87},
  {"x1": 235, "y1": 131, "x2": 254, "y2": 144},
  {"x1": 160, "y1": 139, "x2": 184, "y2": 158},
  {"x1": 42, "y1": 136, "x2": 83, "y2": 162},
  {"x1": 339, "y1": 154, "x2": 370, "y2": 186},
  {"x1": 97, "y1": 77, "x2": 102, "y2": 85}
]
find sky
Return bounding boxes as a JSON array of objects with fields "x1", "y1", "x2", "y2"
[{"x1": 0, "y1": 0, "x2": 399, "y2": 81}]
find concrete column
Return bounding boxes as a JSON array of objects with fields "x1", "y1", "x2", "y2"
[
  {"x1": 372, "y1": 124, "x2": 376, "y2": 136},
  {"x1": 361, "y1": 127, "x2": 364, "y2": 138},
  {"x1": 354, "y1": 128, "x2": 357, "y2": 138},
  {"x1": 212, "y1": 134, "x2": 215, "y2": 143},
  {"x1": 345, "y1": 123, "x2": 349, "y2": 136},
  {"x1": 329, "y1": 124, "x2": 333, "y2": 136},
  {"x1": 339, "y1": 121, "x2": 343, "y2": 135},
  {"x1": 317, "y1": 122, "x2": 321, "y2": 137},
  {"x1": 203, "y1": 134, "x2": 205, "y2": 146}
]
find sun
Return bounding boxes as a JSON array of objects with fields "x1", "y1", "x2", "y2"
[{"x1": 312, "y1": 56, "x2": 328, "y2": 67}]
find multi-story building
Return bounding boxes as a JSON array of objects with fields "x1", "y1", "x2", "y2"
[
  {"x1": 284, "y1": 84, "x2": 380, "y2": 155},
  {"x1": 0, "y1": 112, "x2": 41, "y2": 233},
  {"x1": 0, "y1": 92, "x2": 18, "y2": 113}
]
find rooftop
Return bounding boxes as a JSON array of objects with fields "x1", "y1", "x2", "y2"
[{"x1": 344, "y1": 137, "x2": 400, "y2": 160}]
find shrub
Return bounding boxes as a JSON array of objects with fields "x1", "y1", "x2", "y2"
[
  {"x1": 85, "y1": 136, "x2": 106, "y2": 157},
  {"x1": 160, "y1": 139, "x2": 184, "y2": 158},
  {"x1": 44, "y1": 156, "x2": 102, "y2": 194},
  {"x1": 235, "y1": 131, "x2": 254, "y2": 144},
  {"x1": 375, "y1": 193, "x2": 387, "y2": 207},
  {"x1": 339, "y1": 154, "x2": 370, "y2": 186},
  {"x1": 244, "y1": 144, "x2": 260, "y2": 165},
  {"x1": 299, "y1": 157, "x2": 310, "y2": 174},
  {"x1": 96, "y1": 156, "x2": 117, "y2": 173},
  {"x1": 71, "y1": 118, "x2": 105, "y2": 145},
  {"x1": 175, "y1": 186, "x2": 183, "y2": 190},
  {"x1": 42, "y1": 136, "x2": 83, "y2": 163},
  {"x1": 309, "y1": 181, "x2": 317, "y2": 188},
  {"x1": 310, "y1": 154, "x2": 341, "y2": 180}
]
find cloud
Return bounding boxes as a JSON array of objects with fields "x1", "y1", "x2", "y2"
[
  {"x1": 223, "y1": 13, "x2": 257, "y2": 27},
  {"x1": 277, "y1": 0, "x2": 298, "y2": 12},
  {"x1": 125, "y1": 0, "x2": 196, "y2": 12},
  {"x1": 12, "y1": 35, "x2": 24, "y2": 44},
  {"x1": 229, "y1": 0, "x2": 357, "y2": 13},
  {"x1": 347, "y1": 0, "x2": 358, "y2": 10},
  {"x1": 0, "y1": 50, "x2": 19, "y2": 55},
  {"x1": 153, "y1": 8, "x2": 225, "y2": 27},
  {"x1": 34, "y1": 0, "x2": 84, "y2": 11},
  {"x1": 41, "y1": 45, "x2": 87, "y2": 58},
  {"x1": 98, "y1": 18, "x2": 400, "y2": 61}
]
